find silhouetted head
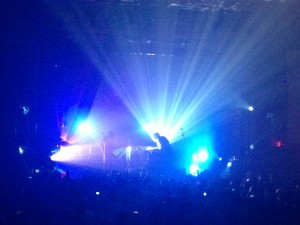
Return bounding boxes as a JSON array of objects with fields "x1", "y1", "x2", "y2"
[{"x1": 153, "y1": 133, "x2": 160, "y2": 139}]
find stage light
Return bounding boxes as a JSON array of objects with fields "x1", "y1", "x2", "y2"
[
  {"x1": 186, "y1": 135, "x2": 215, "y2": 175},
  {"x1": 218, "y1": 157, "x2": 223, "y2": 161},
  {"x1": 126, "y1": 145, "x2": 132, "y2": 161},
  {"x1": 18, "y1": 146, "x2": 24, "y2": 155},
  {"x1": 142, "y1": 123, "x2": 152, "y2": 132},
  {"x1": 96, "y1": 192, "x2": 100, "y2": 195},
  {"x1": 227, "y1": 162, "x2": 232, "y2": 167},
  {"x1": 276, "y1": 141, "x2": 282, "y2": 148},
  {"x1": 248, "y1": 106, "x2": 254, "y2": 111},
  {"x1": 77, "y1": 121, "x2": 94, "y2": 136},
  {"x1": 198, "y1": 149, "x2": 209, "y2": 162},
  {"x1": 192, "y1": 148, "x2": 210, "y2": 164},
  {"x1": 203, "y1": 192, "x2": 207, "y2": 197},
  {"x1": 146, "y1": 146, "x2": 157, "y2": 150},
  {"x1": 50, "y1": 146, "x2": 80, "y2": 162},
  {"x1": 189, "y1": 164, "x2": 200, "y2": 176}
]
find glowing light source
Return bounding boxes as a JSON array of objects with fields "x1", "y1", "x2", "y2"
[
  {"x1": 276, "y1": 141, "x2": 282, "y2": 147},
  {"x1": 248, "y1": 106, "x2": 254, "y2": 111},
  {"x1": 77, "y1": 121, "x2": 94, "y2": 136},
  {"x1": 227, "y1": 162, "x2": 232, "y2": 167},
  {"x1": 187, "y1": 135, "x2": 214, "y2": 175},
  {"x1": 142, "y1": 123, "x2": 153, "y2": 132},
  {"x1": 192, "y1": 148, "x2": 209, "y2": 163},
  {"x1": 126, "y1": 145, "x2": 132, "y2": 161},
  {"x1": 50, "y1": 146, "x2": 81, "y2": 162},
  {"x1": 198, "y1": 149, "x2": 209, "y2": 162},
  {"x1": 18, "y1": 146, "x2": 24, "y2": 155},
  {"x1": 189, "y1": 164, "x2": 201, "y2": 176}
]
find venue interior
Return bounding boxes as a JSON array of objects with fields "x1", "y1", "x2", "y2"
[{"x1": 1, "y1": 0, "x2": 300, "y2": 224}]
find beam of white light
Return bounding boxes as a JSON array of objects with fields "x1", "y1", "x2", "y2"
[
  {"x1": 50, "y1": 146, "x2": 81, "y2": 162},
  {"x1": 51, "y1": 3, "x2": 291, "y2": 143},
  {"x1": 77, "y1": 121, "x2": 94, "y2": 136}
]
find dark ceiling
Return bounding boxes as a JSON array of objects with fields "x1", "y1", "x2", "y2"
[{"x1": 3, "y1": 0, "x2": 300, "y2": 53}]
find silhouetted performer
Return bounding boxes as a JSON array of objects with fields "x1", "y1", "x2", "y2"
[
  {"x1": 153, "y1": 133, "x2": 171, "y2": 152},
  {"x1": 153, "y1": 133, "x2": 175, "y2": 171},
  {"x1": 57, "y1": 138, "x2": 69, "y2": 150}
]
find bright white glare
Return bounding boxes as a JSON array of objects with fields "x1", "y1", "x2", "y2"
[
  {"x1": 203, "y1": 192, "x2": 207, "y2": 197},
  {"x1": 146, "y1": 146, "x2": 157, "y2": 150},
  {"x1": 96, "y1": 192, "x2": 100, "y2": 195},
  {"x1": 126, "y1": 145, "x2": 132, "y2": 161},
  {"x1": 18, "y1": 146, "x2": 24, "y2": 155},
  {"x1": 77, "y1": 121, "x2": 94, "y2": 136},
  {"x1": 218, "y1": 157, "x2": 223, "y2": 161},
  {"x1": 248, "y1": 106, "x2": 254, "y2": 111},
  {"x1": 192, "y1": 153, "x2": 197, "y2": 162},
  {"x1": 227, "y1": 162, "x2": 232, "y2": 167},
  {"x1": 192, "y1": 149, "x2": 209, "y2": 163},
  {"x1": 198, "y1": 149, "x2": 209, "y2": 162},
  {"x1": 189, "y1": 164, "x2": 200, "y2": 176},
  {"x1": 50, "y1": 146, "x2": 81, "y2": 162},
  {"x1": 142, "y1": 123, "x2": 152, "y2": 132}
]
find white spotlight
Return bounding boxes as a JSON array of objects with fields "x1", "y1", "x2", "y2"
[
  {"x1": 18, "y1": 146, "x2": 24, "y2": 155},
  {"x1": 227, "y1": 162, "x2": 232, "y2": 167},
  {"x1": 248, "y1": 106, "x2": 254, "y2": 111},
  {"x1": 189, "y1": 164, "x2": 200, "y2": 176},
  {"x1": 198, "y1": 149, "x2": 209, "y2": 162},
  {"x1": 77, "y1": 121, "x2": 94, "y2": 136}
]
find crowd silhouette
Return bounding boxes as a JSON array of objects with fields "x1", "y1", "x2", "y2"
[{"x1": 1, "y1": 147, "x2": 300, "y2": 225}]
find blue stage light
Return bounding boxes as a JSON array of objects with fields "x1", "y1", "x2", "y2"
[{"x1": 198, "y1": 149, "x2": 209, "y2": 162}]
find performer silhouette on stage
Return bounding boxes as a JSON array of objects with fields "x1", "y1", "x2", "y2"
[
  {"x1": 152, "y1": 133, "x2": 175, "y2": 172},
  {"x1": 153, "y1": 133, "x2": 171, "y2": 153}
]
